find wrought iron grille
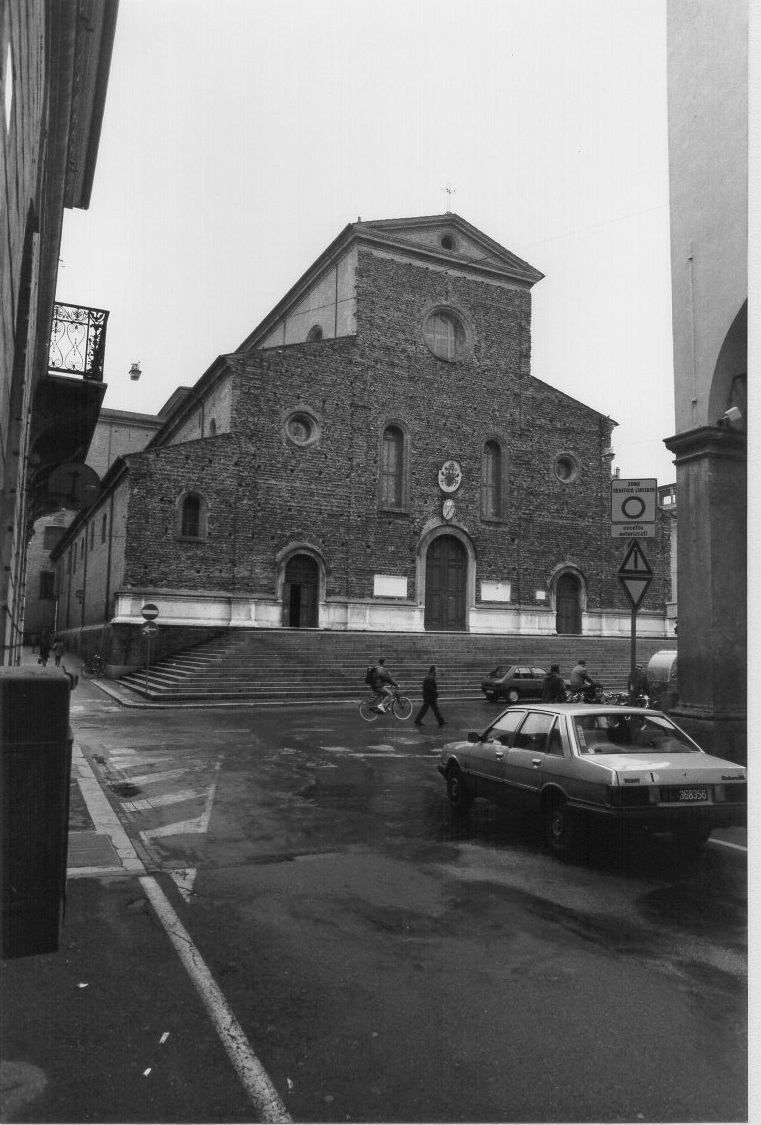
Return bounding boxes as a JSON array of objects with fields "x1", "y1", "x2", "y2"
[{"x1": 48, "y1": 302, "x2": 109, "y2": 381}]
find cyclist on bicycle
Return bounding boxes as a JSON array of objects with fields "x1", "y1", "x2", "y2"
[{"x1": 371, "y1": 657, "x2": 398, "y2": 713}]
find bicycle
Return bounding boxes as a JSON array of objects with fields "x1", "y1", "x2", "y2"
[
  {"x1": 359, "y1": 686, "x2": 413, "y2": 722},
  {"x1": 80, "y1": 652, "x2": 107, "y2": 679}
]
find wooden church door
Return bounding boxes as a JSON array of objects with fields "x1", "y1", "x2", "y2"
[
  {"x1": 424, "y1": 536, "x2": 467, "y2": 631},
  {"x1": 283, "y1": 555, "x2": 319, "y2": 628},
  {"x1": 555, "y1": 573, "x2": 582, "y2": 634}
]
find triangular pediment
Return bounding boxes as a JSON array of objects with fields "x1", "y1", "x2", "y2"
[{"x1": 355, "y1": 213, "x2": 543, "y2": 285}]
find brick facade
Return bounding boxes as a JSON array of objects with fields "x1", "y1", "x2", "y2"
[{"x1": 53, "y1": 215, "x2": 671, "y2": 658}]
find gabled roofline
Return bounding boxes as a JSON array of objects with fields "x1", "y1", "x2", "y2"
[
  {"x1": 237, "y1": 213, "x2": 544, "y2": 355},
  {"x1": 143, "y1": 356, "x2": 233, "y2": 450}
]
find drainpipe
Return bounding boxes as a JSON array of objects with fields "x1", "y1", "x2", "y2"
[
  {"x1": 104, "y1": 492, "x2": 115, "y2": 623},
  {"x1": 687, "y1": 243, "x2": 698, "y2": 426}
]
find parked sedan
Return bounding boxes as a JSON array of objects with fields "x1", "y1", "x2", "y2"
[
  {"x1": 438, "y1": 704, "x2": 746, "y2": 858},
  {"x1": 480, "y1": 664, "x2": 547, "y2": 703}
]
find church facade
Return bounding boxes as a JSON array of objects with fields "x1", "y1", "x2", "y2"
[{"x1": 53, "y1": 215, "x2": 671, "y2": 660}]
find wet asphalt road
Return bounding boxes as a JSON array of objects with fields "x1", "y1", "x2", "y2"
[{"x1": 68, "y1": 686, "x2": 747, "y2": 1123}]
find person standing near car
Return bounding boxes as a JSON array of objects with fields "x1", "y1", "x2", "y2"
[
  {"x1": 627, "y1": 663, "x2": 650, "y2": 703},
  {"x1": 542, "y1": 663, "x2": 567, "y2": 703},
  {"x1": 414, "y1": 665, "x2": 447, "y2": 727}
]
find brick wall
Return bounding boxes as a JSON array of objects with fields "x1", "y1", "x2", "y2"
[{"x1": 113, "y1": 246, "x2": 669, "y2": 617}]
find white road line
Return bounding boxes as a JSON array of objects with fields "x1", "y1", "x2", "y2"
[
  {"x1": 71, "y1": 747, "x2": 144, "y2": 873},
  {"x1": 126, "y1": 768, "x2": 193, "y2": 786},
  {"x1": 138, "y1": 875, "x2": 291, "y2": 1123},
  {"x1": 123, "y1": 788, "x2": 202, "y2": 812},
  {"x1": 74, "y1": 746, "x2": 290, "y2": 1119},
  {"x1": 710, "y1": 838, "x2": 747, "y2": 852}
]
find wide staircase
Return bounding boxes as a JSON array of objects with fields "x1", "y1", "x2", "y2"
[{"x1": 116, "y1": 630, "x2": 675, "y2": 705}]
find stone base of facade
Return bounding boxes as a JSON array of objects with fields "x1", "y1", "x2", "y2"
[{"x1": 111, "y1": 591, "x2": 673, "y2": 638}]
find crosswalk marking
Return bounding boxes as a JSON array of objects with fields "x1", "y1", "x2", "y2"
[{"x1": 122, "y1": 788, "x2": 202, "y2": 812}]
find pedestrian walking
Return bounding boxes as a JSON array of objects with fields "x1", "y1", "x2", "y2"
[
  {"x1": 542, "y1": 663, "x2": 567, "y2": 702},
  {"x1": 38, "y1": 636, "x2": 51, "y2": 666},
  {"x1": 414, "y1": 665, "x2": 447, "y2": 727},
  {"x1": 52, "y1": 637, "x2": 65, "y2": 667}
]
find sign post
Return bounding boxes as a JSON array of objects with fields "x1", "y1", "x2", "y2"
[
  {"x1": 616, "y1": 542, "x2": 653, "y2": 677},
  {"x1": 141, "y1": 604, "x2": 160, "y2": 692},
  {"x1": 611, "y1": 483, "x2": 656, "y2": 679}
]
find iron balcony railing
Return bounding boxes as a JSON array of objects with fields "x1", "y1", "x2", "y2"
[{"x1": 48, "y1": 302, "x2": 109, "y2": 381}]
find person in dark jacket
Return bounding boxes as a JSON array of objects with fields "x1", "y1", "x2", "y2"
[
  {"x1": 627, "y1": 663, "x2": 650, "y2": 701},
  {"x1": 372, "y1": 657, "x2": 398, "y2": 712},
  {"x1": 414, "y1": 665, "x2": 446, "y2": 727},
  {"x1": 542, "y1": 663, "x2": 567, "y2": 702}
]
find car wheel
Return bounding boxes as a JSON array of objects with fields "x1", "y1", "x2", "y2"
[
  {"x1": 507, "y1": 688, "x2": 520, "y2": 704},
  {"x1": 673, "y1": 821, "x2": 712, "y2": 854},
  {"x1": 544, "y1": 796, "x2": 577, "y2": 859},
  {"x1": 446, "y1": 764, "x2": 473, "y2": 813}
]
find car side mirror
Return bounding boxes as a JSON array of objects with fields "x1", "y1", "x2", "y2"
[{"x1": 468, "y1": 732, "x2": 480, "y2": 743}]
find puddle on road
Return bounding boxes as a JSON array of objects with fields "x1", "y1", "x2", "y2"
[{"x1": 109, "y1": 782, "x2": 142, "y2": 798}]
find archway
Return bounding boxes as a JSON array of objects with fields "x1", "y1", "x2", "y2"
[
  {"x1": 424, "y1": 535, "x2": 467, "y2": 631},
  {"x1": 283, "y1": 554, "x2": 319, "y2": 628},
  {"x1": 555, "y1": 572, "x2": 582, "y2": 634}
]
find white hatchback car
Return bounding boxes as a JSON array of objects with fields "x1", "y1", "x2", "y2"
[{"x1": 438, "y1": 704, "x2": 746, "y2": 858}]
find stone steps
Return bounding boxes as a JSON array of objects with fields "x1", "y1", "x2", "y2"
[{"x1": 116, "y1": 629, "x2": 674, "y2": 703}]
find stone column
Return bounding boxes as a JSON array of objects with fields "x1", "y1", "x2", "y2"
[{"x1": 664, "y1": 425, "x2": 746, "y2": 762}]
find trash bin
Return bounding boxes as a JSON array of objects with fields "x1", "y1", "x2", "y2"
[
  {"x1": 646, "y1": 650, "x2": 678, "y2": 713},
  {"x1": 1, "y1": 666, "x2": 72, "y2": 959}
]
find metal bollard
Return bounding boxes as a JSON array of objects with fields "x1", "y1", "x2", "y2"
[{"x1": 1, "y1": 667, "x2": 73, "y2": 958}]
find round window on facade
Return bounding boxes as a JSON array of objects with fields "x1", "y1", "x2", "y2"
[
  {"x1": 440, "y1": 233, "x2": 457, "y2": 252},
  {"x1": 285, "y1": 410, "x2": 320, "y2": 447},
  {"x1": 422, "y1": 306, "x2": 472, "y2": 362},
  {"x1": 553, "y1": 453, "x2": 579, "y2": 483}
]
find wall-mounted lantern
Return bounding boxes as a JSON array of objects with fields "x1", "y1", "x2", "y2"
[{"x1": 129, "y1": 362, "x2": 142, "y2": 381}]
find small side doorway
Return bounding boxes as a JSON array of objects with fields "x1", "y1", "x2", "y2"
[
  {"x1": 555, "y1": 573, "x2": 582, "y2": 634},
  {"x1": 283, "y1": 554, "x2": 319, "y2": 628}
]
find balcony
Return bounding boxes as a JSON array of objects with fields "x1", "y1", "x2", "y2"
[
  {"x1": 28, "y1": 303, "x2": 109, "y2": 524},
  {"x1": 48, "y1": 302, "x2": 109, "y2": 381}
]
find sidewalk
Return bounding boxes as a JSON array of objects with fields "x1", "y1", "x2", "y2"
[{"x1": 1, "y1": 659, "x2": 283, "y2": 1123}]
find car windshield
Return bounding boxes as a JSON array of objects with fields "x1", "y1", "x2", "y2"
[
  {"x1": 572, "y1": 712, "x2": 700, "y2": 755},
  {"x1": 488, "y1": 666, "x2": 505, "y2": 679}
]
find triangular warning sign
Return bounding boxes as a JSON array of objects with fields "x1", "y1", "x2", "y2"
[
  {"x1": 617, "y1": 574, "x2": 652, "y2": 611},
  {"x1": 618, "y1": 541, "x2": 653, "y2": 576}
]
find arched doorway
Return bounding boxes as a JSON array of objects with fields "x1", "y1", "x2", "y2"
[
  {"x1": 424, "y1": 535, "x2": 467, "y2": 631},
  {"x1": 555, "y1": 573, "x2": 582, "y2": 634},
  {"x1": 283, "y1": 554, "x2": 319, "y2": 628}
]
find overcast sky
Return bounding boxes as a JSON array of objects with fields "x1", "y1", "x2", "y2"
[{"x1": 57, "y1": 0, "x2": 677, "y2": 483}]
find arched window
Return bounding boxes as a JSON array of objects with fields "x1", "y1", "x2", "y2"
[
  {"x1": 482, "y1": 439, "x2": 504, "y2": 520},
  {"x1": 380, "y1": 424, "x2": 406, "y2": 510},
  {"x1": 306, "y1": 324, "x2": 323, "y2": 342},
  {"x1": 178, "y1": 493, "x2": 205, "y2": 539}
]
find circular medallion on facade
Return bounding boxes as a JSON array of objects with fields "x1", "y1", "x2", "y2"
[
  {"x1": 438, "y1": 460, "x2": 462, "y2": 493},
  {"x1": 442, "y1": 498, "x2": 455, "y2": 521}
]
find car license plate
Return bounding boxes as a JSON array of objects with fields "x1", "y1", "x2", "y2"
[{"x1": 661, "y1": 786, "x2": 708, "y2": 802}]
